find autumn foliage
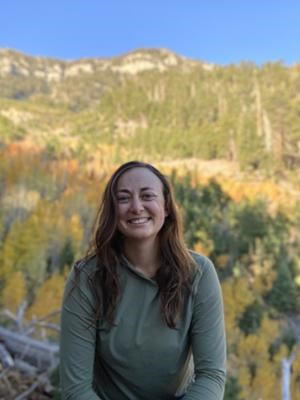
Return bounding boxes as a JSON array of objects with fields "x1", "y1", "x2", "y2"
[{"x1": 0, "y1": 148, "x2": 300, "y2": 399}]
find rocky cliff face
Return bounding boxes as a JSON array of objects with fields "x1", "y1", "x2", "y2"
[
  {"x1": 0, "y1": 48, "x2": 214, "y2": 106},
  {"x1": 0, "y1": 49, "x2": 64, "y2": 81},
  {"x1": 0, "y1": 48, "x2": 213, "y2": 82}
]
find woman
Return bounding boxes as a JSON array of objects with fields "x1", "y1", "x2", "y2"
[{"x1": 60, "y1": 161, "x2": 226, "y2": 400}]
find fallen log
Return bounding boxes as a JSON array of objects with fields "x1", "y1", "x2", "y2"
[
  {"x1": 0, "y1": 326, "x2": 58, "y2": 371},
  {"x1": 0, "y1": 343, "x2": 14, "y2": 369},
  {"x1": 14, "y1": 359, "x2": 38, "y2": 377}
]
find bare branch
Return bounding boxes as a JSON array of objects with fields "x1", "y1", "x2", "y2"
[
  {"x1": 282, "y1": 347, "x2": 299, "y2": 400},
  {"x1": 0, "y1": 343, "x2": 14, "y2": 369},
  {"x1": 0, "y1": 326, "x2": 59, "y2": 371}
]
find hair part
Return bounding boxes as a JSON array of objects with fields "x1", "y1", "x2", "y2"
[{"x1": 79, "y1": 161, "x2": 196, "y2": 328}]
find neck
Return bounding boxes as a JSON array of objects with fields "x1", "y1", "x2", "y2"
[{"x1": 123, "y1": 238, "x2": 160, "y2": 277}]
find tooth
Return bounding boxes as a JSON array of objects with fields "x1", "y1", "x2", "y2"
[{"x1": 129, "y1": 218, "x2": 148, "y2": 224}]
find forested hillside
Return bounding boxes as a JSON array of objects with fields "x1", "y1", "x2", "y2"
[
  {"x1": 0, "y1": 48, "x2": 300, "y2": 399},
  {"x1": 1, "y1": 48, "x2": 300, "y2": 180}
]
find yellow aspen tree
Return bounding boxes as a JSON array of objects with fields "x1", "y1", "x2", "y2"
[
  {"x1": 237, "y1": 334, "x2": 279, "y2": 399},
  {"x1": 193, "y1": 242, "x2": 211, "y2": 257},
  {"x1": 291, "y1": 350, "x2": 300, "y2": 399},
  {"x1": 26, "y1": 273, "x2": 65, "y2": 323},
  {"x1": 1, "y1": 211, "x2": 48, "y2": 290},
  {"x1": 69, "y1": 213, "x2": 84, "y2": 253},
  {"x1": 237, "y1": 318, "x2": 282, "y2": 399},
  {"x1": 1, "y1": 271, "x2": 27, "y2": 313},
  {"x1": 0, "y1": 220, "x2": 28, "y2": 282},
  {"x1": 222, "y1": 276, "x2": 254, "y2": 347},
  {"x1": 215, "y1": 254, "x2": 230, "y2": 269},
  {"x1": 250, "y1": 260, "x2": 276, "y2": 294}
]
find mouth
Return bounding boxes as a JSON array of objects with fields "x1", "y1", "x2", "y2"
[{"x1": 127, "y1": 217, "x2": 151, "y2": 225}]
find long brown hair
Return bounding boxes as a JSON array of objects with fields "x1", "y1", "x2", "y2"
[{"x1": 78, "y1": 161, "x2": 196, "y2": 328}]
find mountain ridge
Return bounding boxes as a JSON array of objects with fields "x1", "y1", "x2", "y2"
[{"x1": 0, "y1": 47, "x2": 214, "y2": 81}]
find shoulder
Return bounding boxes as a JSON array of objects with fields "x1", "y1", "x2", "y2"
[
  {"x1": 188, "y1": 250, "x2": 219, "y2": 292},
  {"x1": 62, "y1": 255, "x2": 99, "y2": 316},
  {"x1": 72, "y1": 254, "x2": 98, "y2": 279},
  {"x1": 64, "y1": 254, "x2": 98, "y2": 297},
  {"x1": 189, "y1": 250, "x2": 215, "y2": 276}
]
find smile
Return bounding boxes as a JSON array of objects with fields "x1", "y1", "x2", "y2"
[{"x1": 127, "y1": 217, "x2": 151, "y2": 225}]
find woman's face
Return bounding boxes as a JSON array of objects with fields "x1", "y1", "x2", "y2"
[{"x1": 115, "y1": 167, "x2": 167, "y2": 244}]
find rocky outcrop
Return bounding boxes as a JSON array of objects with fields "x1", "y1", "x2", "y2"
[{"x1": 0, "y1": 48, "x2": 213, "y2": 82}]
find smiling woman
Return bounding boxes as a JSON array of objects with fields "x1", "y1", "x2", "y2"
[
  {"x1": 115, "y1": 168, "x2": 167, "y2": 273},
  {"x1": 59, "y1": 161, "x2": 226, "y2": 400}
]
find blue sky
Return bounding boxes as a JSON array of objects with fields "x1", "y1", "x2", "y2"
[{"x1": 1, "y1": 1, "x2": 299, "y2": 65}]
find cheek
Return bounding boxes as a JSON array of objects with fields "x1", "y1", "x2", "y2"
[
  {"x1": 116, "y1": 205, "x2": 127, "y2": 218},
  {"x1": 155, "y1": 204, "x2": 167, "y2": 220}
]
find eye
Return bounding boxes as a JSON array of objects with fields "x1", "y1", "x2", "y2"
[
  {"x1": 142, "y1": 193, "x2": 157, "y2": 201},
  {"x1": 117, "y1": 196, "x2": 130, "y2": 203}
]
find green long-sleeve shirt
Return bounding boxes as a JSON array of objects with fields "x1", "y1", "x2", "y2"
[{"x1": 60, "y1": 252, "x2": 226, "y2": 400}]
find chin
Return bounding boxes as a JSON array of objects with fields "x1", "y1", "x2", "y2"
[
  {"x1": 128, "y1": 233, "x2": 154, "y2": 241},
  {"x1": 123, "y1": 230, "x2": 158, "y2": 242}
]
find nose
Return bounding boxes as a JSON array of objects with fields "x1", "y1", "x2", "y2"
[{"x1": 130, "y1": 195, "x2": 144, "y2": 213}]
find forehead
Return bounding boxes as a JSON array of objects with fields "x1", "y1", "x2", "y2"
[{"x1": 116, "y1": 167, "x2": 163, "y2": 191}]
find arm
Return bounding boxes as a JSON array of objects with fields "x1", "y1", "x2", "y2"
[
  {"x1": 185, "y1": 258, "x2": 226, "y2": 400},
  {"x1": 60, "y1": 266, "x2": 101, "y2": 400}
]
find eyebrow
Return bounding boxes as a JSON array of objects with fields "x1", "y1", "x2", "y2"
[{"x1": 116, "y1": 187, "x2": 155, "y2": 193}]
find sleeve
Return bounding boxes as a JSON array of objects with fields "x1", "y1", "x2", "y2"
[
  {"x1": 185, "y1": 257, "x2": 227, "y2": 400},
  {"x1": 59, "y1": 266, "x2": 102, "y2": 400}
]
